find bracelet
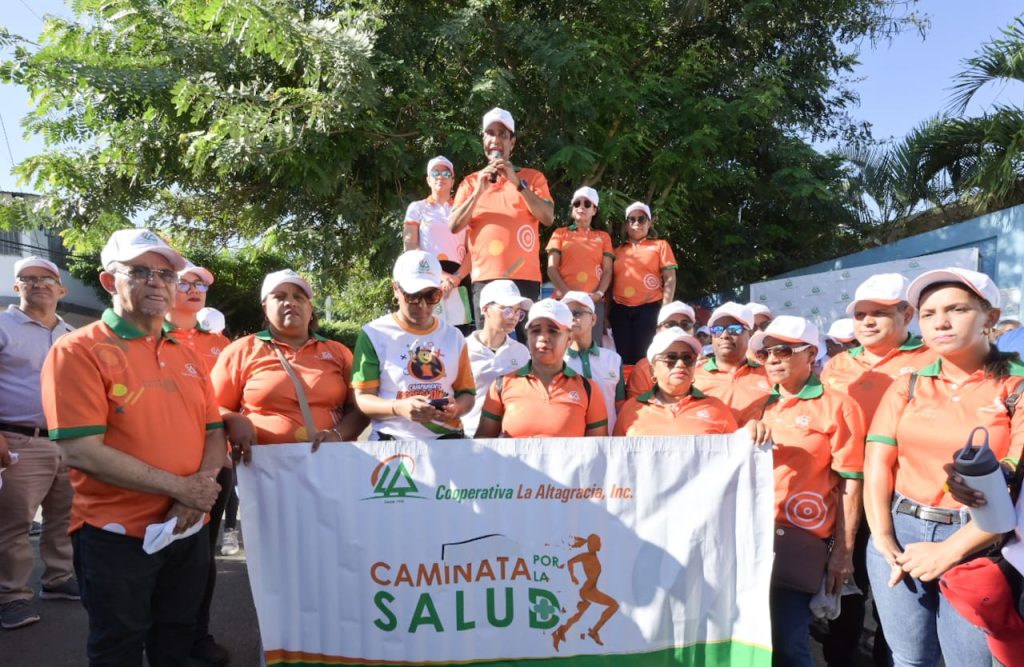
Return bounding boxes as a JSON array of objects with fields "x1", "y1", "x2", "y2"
[{"x1": 330, "y1": 428, "x2": 342, "y2": 438}]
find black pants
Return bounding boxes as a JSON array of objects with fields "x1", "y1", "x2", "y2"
[
  {"x1": 195, "y1": 465, "x2": 234, "y2": 643},
  {"x1": 473, "y1": 279, "x2": 541, "y2": 341},
  {"x1": 73, "y1": 523, "x2": 210, "y2": 667},
  {"x1": 608, "y1": 300, "x2": 661, "y2": 365}
]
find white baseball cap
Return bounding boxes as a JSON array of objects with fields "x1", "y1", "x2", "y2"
[
  {"x1": 624, "y1": 202, "x2": 652, "y2": 220},
  {"x1": 561, "y1": 291, "x2": 595, "y2": 313},
  {"x1": 392, "y1": 250, "x2": 443, "y2": 293},
  {"x1": 482, "y1": 107, "x2": 515, "y2": 134},
  {"x1": 480, "y1": 280, "x2": 532, "y2": 309},
  {"x1": 572, "y1": 186, "x2": 599, "y2": 207},
  {"x1": 906, "y1": 267, "x2": 1000, "y2": 309},
  {"x1": 526, "y1": 298, "x2": 573, "y2": 329},
  {"x1": 658, "y1": 301, "x2": 696, "y2": 324},
  {"x1": 427, "y1": 156, "x2": 454, "y2": 174},
  {"x1": 845, "y1": 273, "x2": 908, "y2": 314},
  {"x1": 261, "y1": 269, "x2": 313, "y2": 301},
  {"x1": 197, "y1": 307, "x2": 226, "y2": 334},
  {"x1": 100, "y1": 229, "x2": 186, "y2": 271},
  {"x1": 647, "y1": 327, "x2": 702, "y2": 362},
  {"x1": 14, "y1": 255, "x2": 60, "y2": 279},
  {"x1": 826, "y1": 318, "x2": 857, "y2": 343},
  {"x1": 749, "y1": 315, "x2": 820, "y2": 353},
  {"x1": 178, "y1": 261, "x2": 215, "y2": 285},
  {"x1": 747, "y1": 302, "x2": 773, "y2": 319},
  {"x1": 708, "y1": 301, "x2": 754, "y2": 329}
]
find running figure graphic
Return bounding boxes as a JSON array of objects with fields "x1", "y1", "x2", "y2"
[{"x1": 552, "y1": 534, "x2": 620, "y2": 652}]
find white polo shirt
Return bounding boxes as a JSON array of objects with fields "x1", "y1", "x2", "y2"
[
  {"x1": 565, "y1": 342, "x2": 624, "y2": 432},
  {"x1": 463, "y1": 331, "x2": 529, "y2": 437}
]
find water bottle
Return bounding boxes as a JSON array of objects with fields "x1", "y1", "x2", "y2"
[{"x1": 953, "y1": 426, "x2": 1017, "y2": 533}]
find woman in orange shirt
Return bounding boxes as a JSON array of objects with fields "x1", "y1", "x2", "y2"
[
  {"x1": 211, "y1": 270, "x2": 365, "y2": 459},
  {"x1": 864, "y1": 268, "x2": 1024, "y2": 666},
  {"x1": 608, "y1": 202, "x2": 677, "y2": 365}
]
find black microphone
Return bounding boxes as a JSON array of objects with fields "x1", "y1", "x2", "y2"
[{"x1": 489, "y1": 150, "x2": 501, "y2": 183}]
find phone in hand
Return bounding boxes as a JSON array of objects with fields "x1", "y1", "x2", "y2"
[{"x1": 429, "y1": 398, "x2": 450, "y2": 409}]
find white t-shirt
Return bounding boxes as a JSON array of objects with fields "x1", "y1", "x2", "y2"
[
  {"x1": 564, "y1": 343, "x2": 624, "y2": 432},
  {"x1": 404, "y1": 198, "x2": 466, "y2": 266},
  {"x1": 463, "y1": 331, "x2": 529, "y2": 436}
]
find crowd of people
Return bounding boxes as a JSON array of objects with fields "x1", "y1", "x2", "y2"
[{"x1": 0, "y1": 106, "x2": 1022, "y2": 667}]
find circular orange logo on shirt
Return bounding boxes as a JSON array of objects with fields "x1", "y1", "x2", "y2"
[
  {"x1": 93, "y1": 343, "x2": 129, "y2": 372},
  {"x1": 642, "y1": 274, "x2": 660, "y2": 290},
  {"x1": 785, "y1": 492, "x2": 828, "y2": 530},
  {"x1": 517, "y1": 225, "x2": 537, "y2": 252}
]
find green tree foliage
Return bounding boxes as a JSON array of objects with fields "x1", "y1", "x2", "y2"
[{"x1": 1, "y1": 0, "x2": 922, "y2": 301}]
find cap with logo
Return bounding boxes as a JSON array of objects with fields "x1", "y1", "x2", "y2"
[
  {"x1": 14, "y1": 255, "x2": 61, "y2": 279},
  {"x1": 100, "y1": 229, "x2": 186, "y2": 272},
  {"x1": 526, "y1": 299, "x2": 573, "y2": 330},
  {"x1": 906, "y1": 267, "x2": 1000, "y2": 309},
  {"x1": 480, "y1": 279, "x2": 533, "y2": 310},
  {"x1": 178, "y1": 261, "x2": 215, "y2": 285},
  {"x1": 845, "y1": 273, "x2": 908, "y2": 314},
  {"x1": 572, "y1": 186, "x2": 599, "y2": 207},
  {"x1": 658, "y1": 301, "x2": 696, "y2": 325},
  {"x1": 749, "y1": 315, "x2": 820, "y2": 353},
  {"x1": 261, "y1": 269, "x2": 313, "y2": 301},
  {"x1": 647, "y1": 327, "x2": 702, "y2": 362},
  {"x1": 624, "y1": 202, "x2": 652, "y2": 220},
  {"x1": 392, "y1": 250, "x2": 443, "y2": 293},
  {"x1": 561, "y1": 291, "x2": 595, "y2": 313},
  {"x1": 482, "y1": 107, "x2": 515, "y2": 134},
  {"x1": 708, "y1": 302, "x2": 754, "y2": 329},
  {"x1": 427, "y1": 156, "x2": 454, "y2": 174},
  {"x1": 197, "y1": 307, "x2": 226, "y2": 334},
  {"x1": 826, "y1": 318, "x2": 857, "y2": 343}
]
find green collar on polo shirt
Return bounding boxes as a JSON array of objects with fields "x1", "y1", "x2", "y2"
[
  {"x1": 102, "y1": 308, "x2": 179, "y2": 342},
  {"x1": 766, "y1": 373, "x2": 823, "y2": 404},
  {"x1": 255, "y1": 329, "x2": 329, "y2": 343},
  {"x1": 848, "y1": 334, "x2": 924, "y2": 358},
  {"x1": 703, "y1": 356, "x2": 761, "y2": 372},
  {"x1": 567, "y1": 341, "x2": 601, "y2": 358},
  {"x1": 915, "y1": 357, "x2": 1024, "y2": 378},
  {"x1": 516, "y1": 361, "x2": 579, "y2": 378},
  {"x1": 637, "y1": 385, "x2": 707, "y2": 403}
]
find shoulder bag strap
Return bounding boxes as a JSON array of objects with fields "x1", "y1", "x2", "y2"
[{"x1": 267, "y1": 341, "x2": 318, "y2": 439}]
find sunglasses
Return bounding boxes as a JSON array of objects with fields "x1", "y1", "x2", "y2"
[
  {"x1": 402, "y1": 289, "x2": 443, "y2": 306},
  {"x1": 754, "y1": 344, "x2": 811, "y2": 363},
  {"x1": 177, "y1": 281, "x2": 210, "y2": 293},
  {"x1": 429, "y1": 169, "x2": 453, "y2": 179},
  {"x1": 113, "y1": 265, "x2": 178, "y2": 285},
  {"x1": 626, "y1": 216, "x2": 649, "y2": 224},
  {"x1": 709, "y1": 324, "x2": 747, "y2": 337},
  {"x1": 572, "y1": 200, "x2": 594, "y2": 209},
  {"x1": 659, "y1": 319, "x2": 695, "y2": 332},
  {"x1": 655, "y1": 352, "x2": 697, "y2": 367},
  {"x1": 17, "y1": 275, "x2": 61, "y2": 286}
]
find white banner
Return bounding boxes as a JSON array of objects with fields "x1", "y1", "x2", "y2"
[
  {"x1": 749, "y1": 247, "x2": 980, "y2": 332},
  {"x1": 237, "y1": 435, "x2": 775, "y2": 666}
]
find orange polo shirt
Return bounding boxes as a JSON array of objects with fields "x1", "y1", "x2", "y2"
[
  {"x1": 41, "y1": 309, "x2": 224, "y2": 538},
  {"x1": 171, "y1": 326, "x2": 231, "y2": 373},
  {"x1": 821, "y1": 335, "x2": 936, "y2": 424},
  {"x1": 453, "y1": 167, "x2": 552, "y2": 282},
  {"x1": 480, "y1": 363, "x2": 608, "y2": 437},
  {"x1": 546, "y1": 225, "x2": 614, "y2": 296},
  {"x1": 693, "y1": 357, "x2": 773, "y2": 425},
  {"x1": 626, "y1": 357, "x2": 654, "y2": 399},
  {"x1": 611, "y1": 239, "x2": 677, "y2": 306},
  {"x1": 762, "y1": 375, "x2": 866, "y2": 539},
  {"x1": 867, "y1": 358, "x2": 1024, "y2": 509},
  {"x1": 614, "y1": 386, "x2": 738, "y2": 436},
  {"x1": 211, "y1": 330, "x2": 354, "y2": 444}
]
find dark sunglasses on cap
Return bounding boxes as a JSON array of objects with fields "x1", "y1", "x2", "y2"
[
  {"x1": 572, "y1": 200, "x2": 594, "y2": 209},
  {"x1": 626, "y1": 215, "x2": 649, "y2": 224},
  {"x1": 177, "y1": 280, "x2": 210, "y2": 293},
  {"x1": 659, "y1": 319, "x2": 695, "y2": 332},
  {"x1": 655, "y1": 352, "x2": 697, "y2": 367},
  {"x1": 401, "y1": 288, "x2": 443, "y2": 306},
  {"x1": 709, "y1": 324, "x2": 746, "y2": 337},
  {"x1": 429, "y1": 169, "x2": 453, "y2": 179},
  {"x1": 754, "y1": 344, "x2": 811, "y2": 363}
]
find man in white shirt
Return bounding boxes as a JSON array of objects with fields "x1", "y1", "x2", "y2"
[{"x1": 464, "y1": 281, "x2": 531, "y2": 436}]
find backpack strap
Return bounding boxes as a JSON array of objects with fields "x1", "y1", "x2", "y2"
[{"x1": 1006, "y1": 378, "x2": 1024, "y2": 419}]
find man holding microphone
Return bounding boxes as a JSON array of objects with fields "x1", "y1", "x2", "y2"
[{"x1": 450, "y1": 107, "x2": 554, "y2": 338}]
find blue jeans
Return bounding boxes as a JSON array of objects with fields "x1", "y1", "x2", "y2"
[
  {"x1": 865, "y1": 496, "x2": 990, "y2": 667},
  {"x1": 769, "y1": 586, "x2": 814, "y2": 667}
]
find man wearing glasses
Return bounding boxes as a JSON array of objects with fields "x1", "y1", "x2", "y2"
[
  {"x1": 41, "y1": 229, "x2": 226, "y2": 664},
  {"x1": 692, "y1": 302, "x2": 773, "y2": 425},
  {"x1": 449, "y1": 107, "x2": 554, "y2": 338},
  {"x1": 0, "y1": 256, "x2": 76, "y2": 631},
  {"x1": 353, "y1": 250, "x2": 476, "y2": 440}
]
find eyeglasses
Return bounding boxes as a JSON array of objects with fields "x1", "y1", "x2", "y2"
[
  {"x1": 572, "y1": 200, "x2": 594, "y2": 209},
  {"x1": 709, "y1": 324, "x2": 747, "y2": 337},
  {"x1": 655, "y1": 352, "x2": 697, "y2": 367},
  {"x1": 429, "y1": 169, "x2": 453, "y2": 179},
  {"x1": 498, "y1": 306, "x2": 526, "y2": 321},
  {"x1": 176, "y1": 281, "x2": 210, "y2": 293},
  {"x1": 754, "y1": 344, "x2": 811, "y2": 363},
  {"x1": 570, "y1": 309, "x2": 593, "y2": 319},
  {"x1": 17, "y1": 275, "x2": 60, "y2": 286},
  {"x1": 401, "y1": 288, "x2": 443, "y2": 306},
  {"x1": 659, "y1": 319, "x2": 695, "y2": 332},
  {"x1": 626, "y1": 216, "x2": 649, "y2": 224},
  {"x1": 113, "y1": 266, "x2": 178, "y2": 285}
]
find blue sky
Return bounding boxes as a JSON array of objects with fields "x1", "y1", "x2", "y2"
[{"x1": 1, "y1": 2, "x2": 1022, "y2": 194}]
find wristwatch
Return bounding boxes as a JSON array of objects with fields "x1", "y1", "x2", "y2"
[{"x1": 518, "y1": 178, "x2": 528, "y2": 192}]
